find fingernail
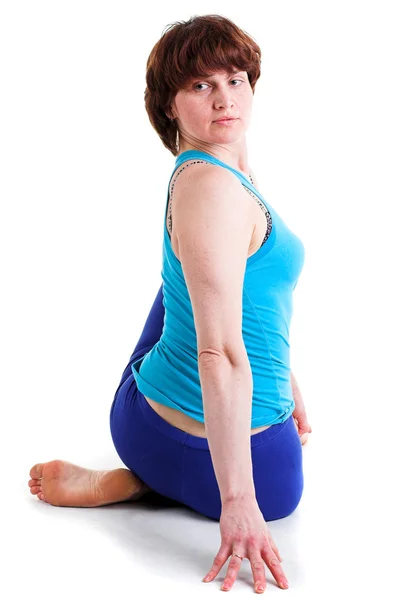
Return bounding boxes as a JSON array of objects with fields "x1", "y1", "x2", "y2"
[
  {"x1": 281, "y1": 580, "x2": 289, "y2": 589},
  {"x1": 257, "y1": 584, "x2": 265, "y2": 592},
  {"x1": 203, "y1": 575, "x2": 211, "y2": 582}
]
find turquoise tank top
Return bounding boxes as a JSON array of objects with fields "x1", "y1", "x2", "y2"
[{"x1": 131, "y1": 149, "x2": 305, "y2": 427}]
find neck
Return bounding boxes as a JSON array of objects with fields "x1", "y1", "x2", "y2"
[{"x1": 178, "y1": 141, "x2": 250, "y2": 179}]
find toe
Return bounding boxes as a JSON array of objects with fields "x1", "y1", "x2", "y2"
[
  {"x1": 30, "y1": 485, "x2": 41, "y2": 495},
  {"x1": 30, "y1": 463, "x2": 44, "y2": 480},
  {"x1": 28, "y1": 479, "x2": 41, "y2": 488}
]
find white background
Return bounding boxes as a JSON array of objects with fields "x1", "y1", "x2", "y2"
[{"x1": 1, "y1": 1, "x2": 399, "y2": 598}]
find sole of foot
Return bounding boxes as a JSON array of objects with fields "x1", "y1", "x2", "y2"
[{"x1": 28, "y1": 459, "x2": 151, "y2": 507}]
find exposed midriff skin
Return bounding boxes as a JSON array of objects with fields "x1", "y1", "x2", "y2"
[
  {"x1": 144, "y1": 395, "x2": 271, "y2": 438},
  {"x1": 143, "y1": 161, "x2": 272, "y2": 439}
]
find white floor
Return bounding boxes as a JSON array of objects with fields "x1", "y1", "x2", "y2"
[{"x1": 6, "y1": 411, "x2": 396, "y2": 600}]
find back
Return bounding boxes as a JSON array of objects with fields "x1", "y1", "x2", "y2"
[{"x1": 131, "y1": 149, "x2": 306, "y2": 428}]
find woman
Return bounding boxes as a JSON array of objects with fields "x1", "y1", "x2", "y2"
[{"x1": 28, "y1": 14, "x2": 312, "y2": 594}]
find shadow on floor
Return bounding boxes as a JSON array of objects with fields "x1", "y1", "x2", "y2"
[{"x1": 136, "y1": 489, "x2": 184, "y2": 508}]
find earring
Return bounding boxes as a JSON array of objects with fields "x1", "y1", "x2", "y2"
[{"x1": 169, "y1": 115, "x2": 179, "y2": 151}]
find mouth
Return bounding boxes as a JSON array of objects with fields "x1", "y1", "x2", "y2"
[{"x1": 213, "y1": 118, "x2": 238, "y2": 123}]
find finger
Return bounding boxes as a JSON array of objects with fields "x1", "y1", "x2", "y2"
[
  {"x1": 247, "y1": 549, "x2": 267, "y2": 593},
  {"x1": 261, "y1": 545, "x2": 289, "y2": 590},
  {"x1": 298, "y1": 424, "x2": 310, "y2": 438},
  {"x1": 267, "y1": 535, "x2": 283, "y2": 562},
  {"x1": 203, "y1": 545, "x2": 231, "y2": 582},
  {"x1": 296, "y1": 418, "x2": 308, "y2": 434},
  {"x1": 300, "y1": 432, "x2": 309, "y2": 444},
  {"x1": 221, "y1": 553, "x2": 244, "y2": 591}
]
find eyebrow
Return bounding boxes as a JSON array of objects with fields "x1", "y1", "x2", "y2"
[{"x1": 199, "y1": 70, "x2": 243, "y2": 80}]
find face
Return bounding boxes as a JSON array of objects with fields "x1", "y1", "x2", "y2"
[{"x1": 169, "y1": 69, "x2": 253, "y2": 150}]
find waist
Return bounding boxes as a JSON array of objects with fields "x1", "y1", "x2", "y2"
[{"x1": 143, "y1": 394, "x2": 271, "y2": 439}]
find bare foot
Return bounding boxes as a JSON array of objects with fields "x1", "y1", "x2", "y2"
[{"x1": 28, "y1": 460, "x2": 151, "y2": 507}]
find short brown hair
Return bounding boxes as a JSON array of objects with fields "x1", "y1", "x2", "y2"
[{"x1": 144, "y1": 14, "x2": 262, "y2": 157}]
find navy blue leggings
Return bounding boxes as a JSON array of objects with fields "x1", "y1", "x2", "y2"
[{"x1": 109, "y1": 283, "x2": 304, "y2": 521}]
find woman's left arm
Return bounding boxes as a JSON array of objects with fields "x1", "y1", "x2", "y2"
[{"x1": 290, "y1": 371, "x2": 313, "y2": 445}]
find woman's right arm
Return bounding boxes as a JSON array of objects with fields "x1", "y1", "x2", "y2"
[
  {"x1": 173, "y1": 164, "x2": 289, "y2": 592},
  {"x1": 173, "y1": 163, "x2": 256, "y2": 503}
]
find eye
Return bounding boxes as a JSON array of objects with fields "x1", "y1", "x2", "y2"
[
  {"x1": 193, "y1": 83, "x2": 208, "y2": 91},
  {"x1": 193, "y1": 79, "x2": 243, "y2": 91}
]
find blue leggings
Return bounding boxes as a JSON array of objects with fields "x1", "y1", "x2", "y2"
[{"x1": 109, "y1": 283, "x2": 304, "y2": 521}]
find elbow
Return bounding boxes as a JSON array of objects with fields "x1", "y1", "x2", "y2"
[{"x1": 198, "y1": 344, "x2": 246, "y2": 368}]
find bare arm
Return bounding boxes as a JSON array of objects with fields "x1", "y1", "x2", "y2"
[
  {"x1": 290, "y1": 370, "x2": 298, "y2": 390},
  {"x1": 173, "y1": 163, "x2": 256, "y2": 504},
  {"x1": 199, "y1": 347, "x2": 256, "y2": 503}
]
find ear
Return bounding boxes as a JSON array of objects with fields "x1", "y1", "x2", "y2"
[{"x1": 165, "y1": 105, "x2": 175, "y2": 121}]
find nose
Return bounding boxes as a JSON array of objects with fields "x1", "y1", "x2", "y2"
[{"x1": 214, "y1": 87, "x2": 235, "y2": 109}]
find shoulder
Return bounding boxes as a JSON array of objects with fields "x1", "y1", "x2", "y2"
[
  {"x1": 171, "y1": 158, "x2": 244, "y2": 198},
  {"x1": 172, "y1": 163, "x2": 254, "y2": 269},
  {"x1": 171, "y1": 161, "x2": 252, "y2": 235}
]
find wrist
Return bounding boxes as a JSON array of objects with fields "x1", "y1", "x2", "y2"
[{"x1": 222, "y1": 489, "x2": 256, "y2": 505}]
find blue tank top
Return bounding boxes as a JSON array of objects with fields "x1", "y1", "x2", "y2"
[{"x1": 131, "y1": 149, "x2": 305, "y2": 427}]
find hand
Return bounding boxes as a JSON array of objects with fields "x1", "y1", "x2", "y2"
[
  {"x1": 291, "y1": 380, "x2": 312, "y2": 446},
  {"x1": 202, "y1": 497, "x2": 289, "y2": 593},
  {"x1": 293, "y1": 414, "x2": 312, "y2": 445}
]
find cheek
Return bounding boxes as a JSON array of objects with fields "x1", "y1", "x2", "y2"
[
  {"x1": 243, "y1": 90, "x2": 254, "y2": 107},
  {"x1": 184, "y1": 105, "x2": 209, "y2": 128},
  {"x1": 241, "y1": 98, "x2": 253, "y2": 120}
]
